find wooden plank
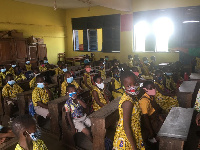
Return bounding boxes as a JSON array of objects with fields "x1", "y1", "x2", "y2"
[
  {"x1": 158, "y1": 107, "x2": 193, "y2": 140},
  {"x1": 179, "y1": 81, "x2": 197, "y2": 93},
  {"x1": 189, "y1": 73, "x2": 200, "y2": 80},
  {"x1": 89, "y1": 97, "x2": 120, "y2": 150}
]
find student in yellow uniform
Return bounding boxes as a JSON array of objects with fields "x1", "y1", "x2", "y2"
[
  {"x1": 39, "y1": 60, "x2": 47, "y2": 72},
  {"x1": 11, "y1": 115, "x2": 48, "y2": 150},
  {"x1": 55, "y1": 61, "x2": 64, "y2": 75},
  {"x1": 25, "y1": 58, "x2": 32, "y2": 71},
  {"x1": 0, "y1": 65, "x2": 7, "y2": 86},
  {"x1": 98, "y1": 61, "x2": 106, "y2": 80},
  {"x1": 32, "y1": 75, "x2": 53, "y2": 119},
  {"x1": 154, "y1": 70, "x2": 179, "y2": 113},
  {"x1": 111, "y1": 67, "x2": 124, "y2": 99},
  {"x1": 141, "y1": 57, "x2": 150, "y2": 76},
  {"x1": 113, "y1": 71, "x2": 145, "y2": 150},
  {"x1": 29, "y1": 68, "x2": 40, "y2": 89},
  {"x1": 61, "y1": 71, "x2": 81, "y2": 96},
  {"x1": 139, "y1": 81, "x2": 164, "y2": 144},
  {"x1": 2, "y1": 74, "x2": 23, "y2": 116},
  {"x1": 7, "y1": 61, "x2": 17, "y2": 76},
  {"x1": 14, "y1": 66, "x2": 27, "y2": 82},
  {"x1": 82, "y1": 64, "x2": 93, "y2": 91},
  {"x1": 127, "y1": 55, "x2": 134, "y2": 68},
  {"x1": 92, "y1": 75, "x2": 109, "y2": 112}
]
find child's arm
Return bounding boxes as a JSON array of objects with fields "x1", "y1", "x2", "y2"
[
  {"x1": 122, "y1": 101, "x2": 138, "y2": 150},
  {"x1": 66, "y1": 112, "x2": 76, "y2": 134},
  {"x1": 92, "y1": 90, "x2": 105, "y2": 107},
  {"x1": 143, "y1": 115, "x2": 155, "y2": 138},
  {"x1": 0, "y1": 132, "x2": 15, "y2": 138},
  {"x1": 77, "y1": 99, "x2": 87, "y2": 109},
  {"x1": 84, "y1": 74, "x2": 92, "y2": 90},
  {"x1": 103, "y1": 89, "x2": 110, "y2": 103}
]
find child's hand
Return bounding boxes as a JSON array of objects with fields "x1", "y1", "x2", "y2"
[{"x1": 196, "y1": 113, "x2": 200, "y2": 126}]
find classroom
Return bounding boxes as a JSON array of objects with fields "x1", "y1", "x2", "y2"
[{"x1": 0, "y1": 0, "x2": 200, "y2": 150}]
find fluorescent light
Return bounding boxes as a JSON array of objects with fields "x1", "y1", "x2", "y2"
[
  {"x1": 183, "y1": 21, "x2": 200, "y2": 23},
  {"x1": 112, "y1": 51, "x2": 120, "y2": 52}
]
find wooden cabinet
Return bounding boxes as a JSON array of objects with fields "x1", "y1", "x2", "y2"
[
  {"x1": 0, "y1": 39, "x2": 13, "y2": 63},
  {"x1": 37, "y1": 44, "x2": 47, "y2": 61}
]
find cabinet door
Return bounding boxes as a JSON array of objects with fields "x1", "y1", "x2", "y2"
[
  {"x1": 15, "y1": 39, "x2": 27, "y2": 60},
  {"x1": 0, "y1": 40, "x2": 12, "y2": 63},
  {"x1": 28, "y1": 45, "x2": 37, "y2": 61},
  {"x1": 37, "y1": 44, "x2": 47, "y2": 60}
]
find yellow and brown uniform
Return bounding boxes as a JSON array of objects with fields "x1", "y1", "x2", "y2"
[
  {"x1": 25, "y1": 64, "x2": 32, "y2": 71},
  {"x1": 32, "y1": 87, "x2": 50, "y2": 107},
  {"x1": 2, "y1": 83, "x2": 23, "y2": 99}
]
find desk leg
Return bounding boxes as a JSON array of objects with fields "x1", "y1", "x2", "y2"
[
  {"x1": 48, "y1": 104, "x2": 60, "y2": 137},
  {"x1": 17, "y1": 95, "x2": 25, "y2": 115},
  {"x1": 91, "y1": 118, "x2": 106, "y2": 150},
  {"x1": 159, "y1": 137, "x2": 184, "y2": 150}
]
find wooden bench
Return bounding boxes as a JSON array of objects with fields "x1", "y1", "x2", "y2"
[
  {"x1": 177, "y1": 81, "x2": 197, "y2": 108},
  {"x1": 158, "y1": 107, "x2": 194, "y2": 150},
  {"x1": 189, "y1": 73, "x2": 200, "y2": 81},
  {"x1": 89, "y1": 97, "x2": 120, "y2": 150}
]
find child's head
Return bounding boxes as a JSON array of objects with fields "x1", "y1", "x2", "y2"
[
  {"x1": 93, "y1": 75, "x2": 104, "y2": 90},
  {"x1": 33, "y1": 68, "x2": 39, "y2": 74},
  {"x1": 64, "y1": 71, "x2": 74, "y2": 83},
  {"x1": 0, "y1": 65, "x2": 6, "y2": 73},
  {"x1": 11, "y1": 115, "x2": 40, "y2": 141},
  {"x1": 36, "y1": 75, "x2": 44, "y2": 83},
  {"x1": 84, "y1": 64, "x2": 91, "y2": 73},
  {"x1": 67, "y1": 84, "x2": 77, "y2": 99},
  {"x1": 150, "y1": 56, "x2": 156, "y2": 62},
  {"x1": 99, "y1": 61, "x2": 104, "y2": 69},
  {"x1": 6, "y1": 74, "x2": 14, "y2": 82},
  {"x1": 105, "y1": 56, "x2": 109, "y2": 61},
  {"x1": 128, "y1": 55, "x2": 133, "y2": 60},
  {"x1": 164, "y1": 66, "x2": 173, "y2": 76},
  {"x1": 154, "y1": 70, "x2": 164, "y2": 82},
  {"x1": 43, "y1": 57, "x2": 48, "y2": 64},
  {"x1": 11, "y1": 61, "x2": 17, "y2": 68},
  {"x1": 57, "y1": 61, "x2": 63, "y2": 68},
  {"x1": 143, "y1": 57, "x2": 148, "y2": 64},
  {"x1": 121, "y1": 71, "x2": 139, "y2": 96},
  {"x1": 113, "y1": 59, "x2": 119, "y2": 67},
  {"x1": 112, "y1": 67, "x2": 120, "y2": 77},
  {"x1": 142, "y1": 81, "x2": 156, "y2": 96},
  {"x1": 131, "y1": 67, "x2": 139, "y2": 77}
]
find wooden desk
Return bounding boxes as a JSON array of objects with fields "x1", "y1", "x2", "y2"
[
  {"x1": 158, "y1": 107, "x2": 194, "y2": 150},
  {"x1": 189, "y1": 73, "x2": 200, "y2": 81},
  {"x1": 177, "y1": 81, "x2": 197, "y2": 108},
  {"x1": 48, "y1": 95, "x2": 68, "y2": 138},
  {"x1": 89, "y1": 97, "x2": 120, "y2": 150}
]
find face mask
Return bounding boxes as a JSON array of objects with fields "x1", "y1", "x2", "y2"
[
  {"x1": 62, "y1": 68, "x2": 68, "y2": 72},
  {"x1": 86, "y1": 68, "x2": 91, "y2": 72},
  {"x1": 115, "y1": 74, "x2": 120, "y2": 78},
  {"x1": 26, "y1": 61, "x2": 30, "y2": 64},
  {"x1": 157, "y1": 77, "x2": 162, "y2": 81},
  {"x1": 166, "y1": 72, "x2": 172, "y2": 76},
  {"x1": 144, "y1": 88, "x2": 156, "y2": 96},
  {"x1": 130, "y1": 58, "x2": 133, "y2": 60},
  {"x1": 26, "y1": 129, "x2": 41, "y2": 141},
  {"x1": 144, "y1": 60, "x2": 148, "y2": 64},
  {"x1": 125, "y1": 86, "x2": 140, "y2": 95},
  {"x1": 1, "y1": 68, "x2": 6, "y2": 73},
  {"x1": 133, "y1": 72, "x2": 139, "y2": 77},
  {"x1": 44, "y1": 60, "x2": 48, "y2": 64},
  {"x1": 100, "y1": 66, "x2": 104, "y2": 69},
  {"x1": 69, "y1": 92, "x2": 77, "y2": 98},
  {"x1": 37, "y1": 83, "x2": 44, "y2": 89},
  {"x1": 12, "y1": 65, "x2": 16, "y2": 68},
  {"x1": 96, "y1": 83, "x2": 104, "y2": 90},
  {"x1": 8, "y1": 80, "x2": 16, "y2": 85},
  {"x1": 67, "y1": 77, "x2": 73, "y2": 83}
]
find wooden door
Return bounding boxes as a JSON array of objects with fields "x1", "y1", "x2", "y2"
[
  {"x1": 0, "y1": 39, "x2": 13, "y2": 64},
  {"x1": 37, "y1": 44, "x2": 47, "y2": 60},
  {"x1": 28, "y1": 45, "x2": 38, "y2": 68}
]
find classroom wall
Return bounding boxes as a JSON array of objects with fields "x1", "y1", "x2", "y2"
[
  {"x1": 65, "y1": 0, "x2": 200, "y2": 64},
  {"x1": 0, "y1": 0, "x2": 66, "y2": 64}
]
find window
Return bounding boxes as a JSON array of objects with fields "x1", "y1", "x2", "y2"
[
  {"x1": 133, "y1": 17, "x2": 174, "y2": 52},
  {"x1": 72, "y1": 14, "x2": 120, "y2": 52}
]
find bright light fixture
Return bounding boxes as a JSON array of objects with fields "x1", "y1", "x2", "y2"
[{"x1": 183, "y1": 21, "x2": 200, "y2": 23}]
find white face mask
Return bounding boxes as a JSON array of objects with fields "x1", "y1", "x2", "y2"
[{"x1": 96, "y1": 82, "x2": 104, "y2": 90}]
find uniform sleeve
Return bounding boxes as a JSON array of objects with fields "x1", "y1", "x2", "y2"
[
  {"x1": 74, "y1": 81, "x2": 80, "y2": 89},
  {"x1": 64, "y1": 101, "x2": 70, "y2": 112},
  {"x1": 32, "y1": 89, "x2": 41, "y2": 106},
  {"x1": 139, "y1": 98, "x2": 149, "y2": 115},
  {"x1": 29, "y1": 78, "x2": 34, "y2": 89},
  {"x1": 17, "y1": 85, "x2": 23, "y2": 93},
  {"x1": 2, "y1": 87, "x2": 9, "y2": 98},
  {"x1": 61, "y1": 82, "x2": 67, "y2": 97}
]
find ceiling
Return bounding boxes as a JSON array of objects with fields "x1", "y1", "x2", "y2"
[{"x1": 14, "y1": 0, "x2": 132, "y2": 11}]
